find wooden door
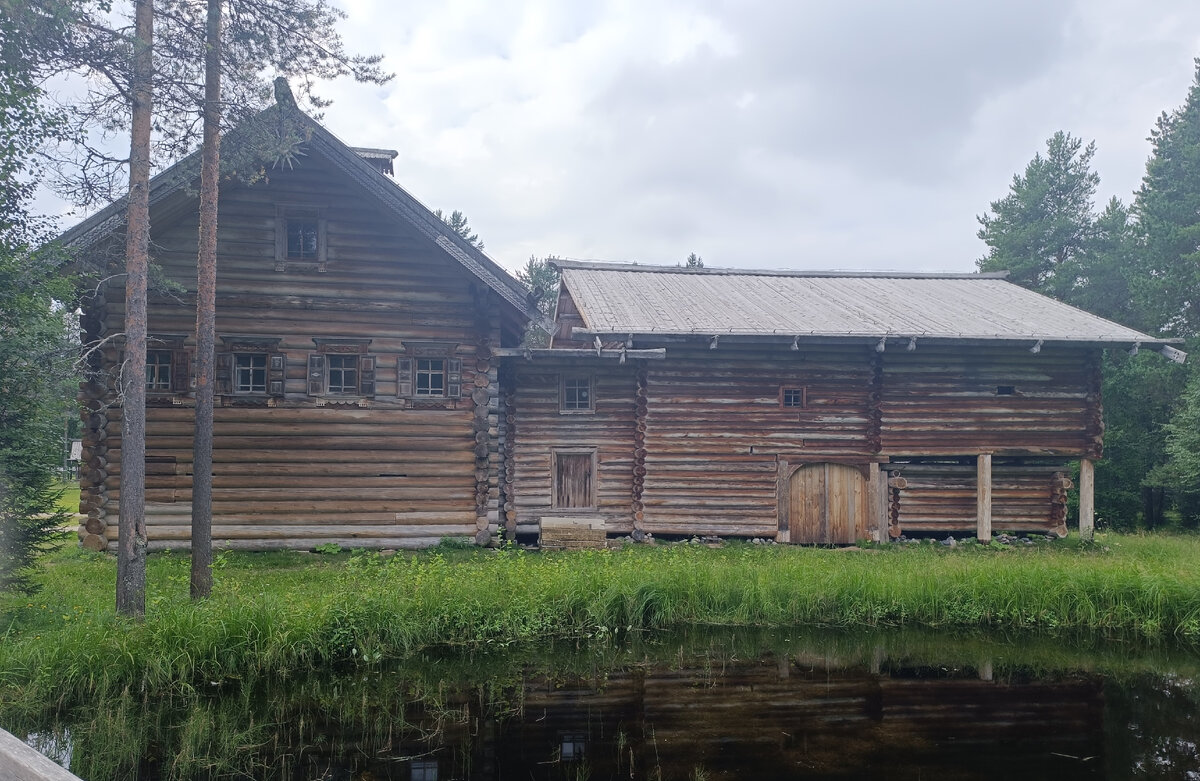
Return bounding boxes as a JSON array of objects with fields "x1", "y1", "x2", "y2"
[
  {"x1": 787, "y1": 463, "x2": 866, "y2": 544},
  {"x1": 553, "y1": 450, "x2": 595, "y2": 509}
]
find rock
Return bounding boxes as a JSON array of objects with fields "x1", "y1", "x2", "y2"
[
  {"x1": 631, "y1": 528, "x2": 647, "y2": 543},
  {"x1": 940, "y1": 535, "x2": 955, "y2": 547},
  {"x1": 379, "y1": 549, "x2": 396, "y2": 557}
]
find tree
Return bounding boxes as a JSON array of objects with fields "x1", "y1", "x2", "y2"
[
  {"x1": 434, "y1": 209, "x2": 483, "y2": 250},
  {"x1": 0, "y1": 1, "x2": 78, "y2": 593},
  {"x1": 685, "y1": 252, "x2": 704, "y2": 268},
  {"x1": 515, "y1": 255, "x2": 560, "y2": 347},
  {"x1": 1133, "y1": 58, "x2": 1200, "y2": 338},
  {"x1": 189, "y1": 0, "x2": 222, "y2": 600},
  {"x1": 116, "y1": 0, "x2": 154, "y2": 617},
  {"x1": 977, "y1": 131, "x2": 1099, "y2": 300}
]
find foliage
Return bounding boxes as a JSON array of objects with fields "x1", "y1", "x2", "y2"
[
  {"x1": 977, "y1": 131, "x2": 1099, "y2": 300},
  {"x1": 0, "y1": 0, "x2": 77, "y2": 594},
  {"x1": 515, "y1": 255, "x2": 560, "y2": 346},
  {"x1": 1132, "y1": 58, "x2": 1200, "y2": 339},
  {"x1": 5, "y1": 535, "x2": 1200, "y2": 702},
  {"x1": 433, "y1": 208, "x2": 483, "y2": 250},
  {"x1": 685, "y1": 252, "x2": 704, "y2": 268},
  {"x1": 1152, "y1": 362, "x2": 1200, "y2": 508}
]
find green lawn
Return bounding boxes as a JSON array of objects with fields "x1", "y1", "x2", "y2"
[{"x1": 3, "y1": 533, "x2": 1200, "y2": 703}]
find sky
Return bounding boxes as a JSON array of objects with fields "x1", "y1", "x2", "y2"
[{"x1": 48, "y1": 0, "x2": 1200, "y2": 275}]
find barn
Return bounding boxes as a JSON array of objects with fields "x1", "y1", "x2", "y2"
[
  {"x1": 499, "y1": 261, "x2": 1184, "y2": 545},
  {"x1": 67, "y1": 103, "x2": 1184, "y2": 551}
]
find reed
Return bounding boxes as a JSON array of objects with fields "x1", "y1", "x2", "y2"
[{"x1": 3, "y1": 533, "x2": 1200, "y2": 700}]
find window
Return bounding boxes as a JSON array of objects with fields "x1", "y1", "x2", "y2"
[
  {"x1": 561, "y1": 376, "x2": 593, "y2": 412},
  {"x1": 235, "y1": 354, "x2": 268, "y2": 393},
  {"x1": 286, "y1": 218, "x2": 319, "y2": 259},
  {"x1": 781, "y1": 387, "x2": 806, "y2": 408},
  {"x1": 216, "y1": 337, "x2": 284, "y2": 397},
  {"x1": 326, "y1": 354, "x2": 359, "y2": 394},
  {"x1": 996, "y1": 385, "x2": 1016, "y2": 396},
  {"x1": 410, "y1": 759, "x2": 438, "y2": 781},
  {"x1": 559, "y1": 734, "x2": 587, "y2": 761},
  {"x1": 146, "y1": 350, "x2": 174, "y2": 391},
  {"x1": 140, "y1": 336, "x2": 191, "y2": 394},
  {"x1": 416, "y1": 358, "x2": 446, "y2": 397},
  {"x1": 275, "y1": 206, "x2": 326, "y2": 271},
  {"x1": 553, "y1": 450, "x2": 596, "y2": 509},
  {"x1": 398, "y1": 344, "x2": 461, "y2": 402}
]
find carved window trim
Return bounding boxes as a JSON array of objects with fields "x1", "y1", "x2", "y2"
[
  {"x1": 143, "y1": 334, "x2": 191, "y2": 395},
  {"x1": 308, "y1": 338, "x2": 376, "y2": 399},
  {"x1": 217, "y1": 336, "x2": 284, "y2": 397},
  {"x1": 397, "y1": 342, "x2": 462, "y2": 403}
]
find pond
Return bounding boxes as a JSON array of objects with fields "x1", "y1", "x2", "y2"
[{"x1": 9, "y1": 627, "x2": 1200, "y2": 779}]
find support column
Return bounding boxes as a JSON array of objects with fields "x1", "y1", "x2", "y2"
[
  {"x1": 1079, "y1": 458, "x2": 1095, "y2": 542},
  {"x1": 976, "y1": 453, "x2": 992, "y2": 543}
]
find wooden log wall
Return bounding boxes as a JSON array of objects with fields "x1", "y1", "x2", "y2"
[
  {"x1": 78, "y1": 154, "x2": 512, "y2": 551},
  {"x1": 880, "y1": 344, "x2": 1103, "y2": 458},
  {"x1": 639, "y1": 344, "x2": 874, "y2": 538},
  {"x1": 888, "y1": 459, "x2": 1072, "y2": 536},
  {"x1": 509, "y1": 360, "x2": 637, "y2": 536}
]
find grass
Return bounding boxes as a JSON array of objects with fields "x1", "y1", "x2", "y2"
[
  {"x1": 3, "y1": 533, "x2": 1200, "y2": 704},
  {"x1": 54, "y1": 482, "x2": 80, "y2": 516}
]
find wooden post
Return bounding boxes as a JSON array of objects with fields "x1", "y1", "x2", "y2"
[
  {"x1": 1079, "y1": 458, "x2": 1095, "y2": 542},
  {"x1": 976, "y1": 453, "x2": 992, "y2": 543}
]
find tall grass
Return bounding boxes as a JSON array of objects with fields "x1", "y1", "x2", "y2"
[{"x1": 3, "y1": 533, "x2": 1200, "y2": 701}]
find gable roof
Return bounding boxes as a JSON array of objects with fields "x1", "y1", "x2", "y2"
[
  {"x1": 555, "y1": 261, "x2": 1182, "y2": 354},
  {"x1": 59, "y1": 105, "x2": 532, "y2": 318}
]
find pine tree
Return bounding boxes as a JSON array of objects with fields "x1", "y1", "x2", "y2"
[
  {"x1": 977, "y1": 131, "x2": 1099, "y2": 301},
  {"x1": 1133, "y1": 58, "x2": 1200, "y2": 338}
]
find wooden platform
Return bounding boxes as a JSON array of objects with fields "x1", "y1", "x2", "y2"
[{"x1": 539, "y1": 515, "x2": 606, "y2": 550}]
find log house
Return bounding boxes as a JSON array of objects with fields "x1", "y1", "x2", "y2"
[{"x1": 67, "y1": 103, "x2": 1185, "y2": 550}]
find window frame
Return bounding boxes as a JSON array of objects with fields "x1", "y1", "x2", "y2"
[
  {"x1": 415, "y1": 357, "x2": 447, "y2": 398},
  {"x1": 217, "y1": 336, "x2": 284, "y2": 398},
  {"x1": 233, "y1": 352, "x2": 269, "y2": 395},
  {"x1": 559, "y1": 375, "x2": 595, "y2": 414},
  {"x1": 275, "y1": 205, "x2": 328, "y2": 272},
  {"x1": 398, "y1": 342, "x2": 461, "y2": 403},
  {"x1": 780, "y1": 386, "x2": 807, "y2": 409},
  {"x1": 146, "y1": 349, "x2": 174, "y2": 392}
]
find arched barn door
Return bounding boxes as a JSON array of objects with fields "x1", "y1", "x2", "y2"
[{"x1": 786, "y1": 463, "x2": 868, "y2": 544}]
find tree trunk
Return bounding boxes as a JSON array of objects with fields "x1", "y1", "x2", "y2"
[
  {"x1": 190, "y1": 0, "x2": 221, "y2": 600},
  {"x1": 117, "y1": 0, "x2": 153, "y2": 618}
]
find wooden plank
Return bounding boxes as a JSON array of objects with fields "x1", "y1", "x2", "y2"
[
  {"x1": 976, "y1": 453, "x2": 992, "y2": 543},
  {"x1": 1079, "y1": 458, "x2": 1094, "y2": 541},
  {"x1": 0, "y1": 727, "x2": 83, "y2": 781}
]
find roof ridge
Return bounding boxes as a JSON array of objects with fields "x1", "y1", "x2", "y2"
[{"x1": 552, "y1": 259, "x2": 1009, "y2": 280}]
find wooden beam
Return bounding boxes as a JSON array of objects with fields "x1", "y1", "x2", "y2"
[
  {"x1": 1079, "y1": 458, "x2": 1095, "y2": 542},
  {"x1": 493, "y1": 347, "x2": 666, "y2": 360},
  {"x1": 976, "y1": 453, "x2": 992, "y2": 543},
  {"x1": 0, "y1": 726, "x2": 84, "y2": 780}
]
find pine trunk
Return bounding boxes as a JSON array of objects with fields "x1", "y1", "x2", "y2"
[
  {"x1": 190, "y1": 0, "x2": 222, "y2": 600},
  {"x1": 117, "y1": 0, "x2": 153, "y2": 618}
]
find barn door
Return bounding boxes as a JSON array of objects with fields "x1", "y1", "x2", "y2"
[{"x1": 787, "y1": 463, "x2": 866, "y2": 544}]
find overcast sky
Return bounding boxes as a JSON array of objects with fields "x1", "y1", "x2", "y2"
[
  {"x1": 45, "y1": 1, "x2": 1200, "y2": 275},
  {"x1": 300, "y1": 0, "x2": 1199, "y2": 275}
]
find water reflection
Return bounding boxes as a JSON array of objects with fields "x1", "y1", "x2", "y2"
[{"x1": 8, "y1": 627, "x2": 1200, "y2": 780}]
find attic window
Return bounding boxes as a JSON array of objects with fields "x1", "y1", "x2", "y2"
[
  {"x1": 286, "y1": 218, "x2": 319, "y2": 259},
  {"x1": 996, "y1": 385, "x2": 1016, "y2": 396},
  {"x1": 275, "y1": 206, "x2": 326, "y2": 271}
]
